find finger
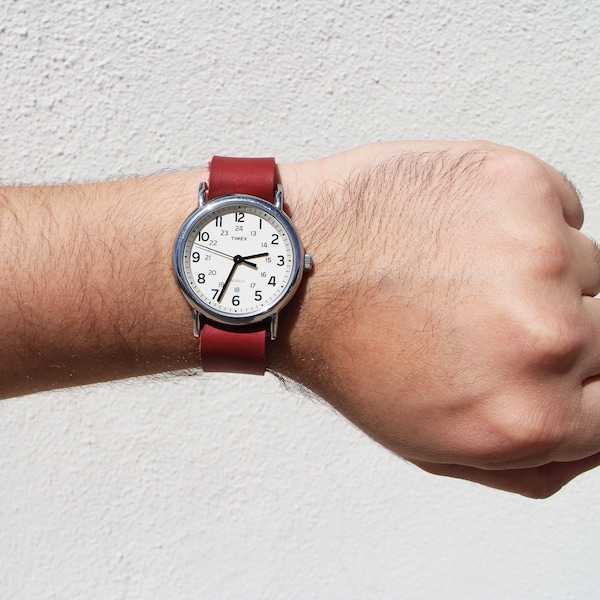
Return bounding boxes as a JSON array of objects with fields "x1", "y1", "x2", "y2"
[
  {"x1": 568, "y1": 230, "x2": 600, "y2": 297},
  {"x1": 413, "y1": 453, "x2": 600, "y2": 498},
  {"x1": 553, "y1": 169, "x2": 585, "y2": 230},
  {"x1": 537, "y1": 367, "x2": 600, "y2": 465},
  {"x1": 580, "y1": 296, "x2": 600, "y2": 379}
]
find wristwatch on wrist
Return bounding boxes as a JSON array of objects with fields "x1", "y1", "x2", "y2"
[{"x1": 174, "y1": 156, "x2": 312, "y2": 375}]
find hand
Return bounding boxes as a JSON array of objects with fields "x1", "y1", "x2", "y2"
[{"x1": 273, "y1": 141, "x2": 600, "y2": 498}]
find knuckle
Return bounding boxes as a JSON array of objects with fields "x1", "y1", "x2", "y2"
[
  {"x1": 514, "y1": 313, "x2": 583, "y2": 371},
  {"x1": 531, "y1": 231, "x2": 570, "y2": 280},
  {"x1": 490, "y1": 147, "x2": 555, "y2": 197},
  {"x1": 474, "y1": 398, "x2": 570, "y2": 468},
  {"x1": 485, "y1": 146, "x2": 541, "y2": 186},
  {"x1": 497, "y1": 292, "x2": 584, "y2": 372},
  {"x1": 524, "y1": 316, "x2": 583, "y2": 374},
  {"x1": 484, "y1": 146, "x2": 567, "y2": 217}
]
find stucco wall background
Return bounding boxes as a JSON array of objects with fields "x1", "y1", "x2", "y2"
[{"x1": 1, "y1": 1, "x2": 600, "y2": 598}]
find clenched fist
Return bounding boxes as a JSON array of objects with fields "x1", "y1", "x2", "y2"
[{"x1": 274, "y1": 141, "x2": 600, "y2": 497}]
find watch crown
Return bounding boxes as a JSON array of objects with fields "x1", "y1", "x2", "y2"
[{"x1": 304, "y1": 253, "x2": 313, "y2": 272}]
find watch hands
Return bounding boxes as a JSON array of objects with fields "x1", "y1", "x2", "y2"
[
  {"x1": 216, "y1": 253, "x2": 270, "y2": 303},
  {"x1": 241, "y1": 252, "x2": 269, "y2": 261},
  {"x1": 217, "y1": 260, "x2": 240, "y2": 303},
  {"x1": 195, "y1": 244, "x2": 271, "y2": 303},
  {"x1": 197, "y1": 245, "x2": 268, "y2": 268},
  {"x1": 196, "y1": 244, "x2": 235, "y2": 262}
]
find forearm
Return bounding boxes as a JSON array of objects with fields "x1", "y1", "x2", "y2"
[
  {"x1": 0, "y1": 156, "x2": 339, "y2": 399},
  {"x1": 0, "y1": 144, "x2": 432, "y2": 399},
  {"x1": 0, "y1": 172, "x2": 211, "y2": 398}
]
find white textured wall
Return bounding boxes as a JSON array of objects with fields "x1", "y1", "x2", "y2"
[{"x1": 2, "y1": 1, "x2": 600, "y2": 598}]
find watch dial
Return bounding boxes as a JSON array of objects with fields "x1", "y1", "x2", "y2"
[{"x1": 178, "y1": 198, "x2": 300, "y2": 321}]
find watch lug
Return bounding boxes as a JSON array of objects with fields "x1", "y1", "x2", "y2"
[
  {"x1": 198, "y1": 181, "x2": 208, "y2": 208},
  {"x1": 274, "y1": 184, "x2": 283, "y2": 210},
  {"x1": 269, "y1": 313, "x2": 279, "y2": 341},
  {"x1": 193, "y1": 309, "x2": 205, "y2": 337}
]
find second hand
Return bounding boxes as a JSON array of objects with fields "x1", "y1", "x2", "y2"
[{"x1": 197, "y1": 244, "x2": 269, "y2": 269}]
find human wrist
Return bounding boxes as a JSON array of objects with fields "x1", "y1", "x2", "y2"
[{"x1": 267, "y1": 153, "x2": 366, "y2": 390}]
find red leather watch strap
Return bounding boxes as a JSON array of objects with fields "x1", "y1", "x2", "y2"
[
  {"x1": 199, "y1": 155, "x2": 276, "y2": 375},
  {"x1": 208, "y1": 156, "x2": 276, "y2": 202},
  {"x1": 200, "y1": 322, "x2": 267, "y2": 375}
]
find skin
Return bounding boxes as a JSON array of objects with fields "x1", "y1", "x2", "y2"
[{"x1": 1, "y1": 140, "x2": 599, "y2": 497}]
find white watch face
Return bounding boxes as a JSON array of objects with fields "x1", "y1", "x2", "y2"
[{"x1": 175, "y1": 195, "x2": 303, "y2": 324}]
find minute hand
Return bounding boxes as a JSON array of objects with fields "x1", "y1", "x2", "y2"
[
  {"x1": 216, "y1": 252, "x2": 268, "y2": 303},
  {"x1": 217, "y1": 261, "x2": 239, "y2": 303}
]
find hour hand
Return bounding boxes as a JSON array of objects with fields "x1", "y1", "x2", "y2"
[{"x1": 241, "y1": 252, "x2": 269, "y2": 268}]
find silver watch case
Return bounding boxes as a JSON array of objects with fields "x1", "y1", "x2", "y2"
[{"x1": 174, "y1": 183, "x2": 310, "y2": 340}]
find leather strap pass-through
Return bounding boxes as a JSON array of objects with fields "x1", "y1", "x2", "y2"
[{"x1": 199, "y1": 155, "x2": 276, "y2": 375}]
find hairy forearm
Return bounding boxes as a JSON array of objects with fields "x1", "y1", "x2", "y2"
[
  {"x1": 0, "y1": 156, "x2": 338, "y2": 399},
  {"x1": 0, "y1": 172, "x2": 212, "y2": 398}
]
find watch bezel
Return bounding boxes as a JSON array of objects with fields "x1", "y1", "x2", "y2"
[{"x1": 174, "y1": 194, "x2": 305, "y2": 327}]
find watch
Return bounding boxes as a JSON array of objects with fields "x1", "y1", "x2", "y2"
[{"x1": 174, "y1": 156, "x2": 312, "y2": 375}]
